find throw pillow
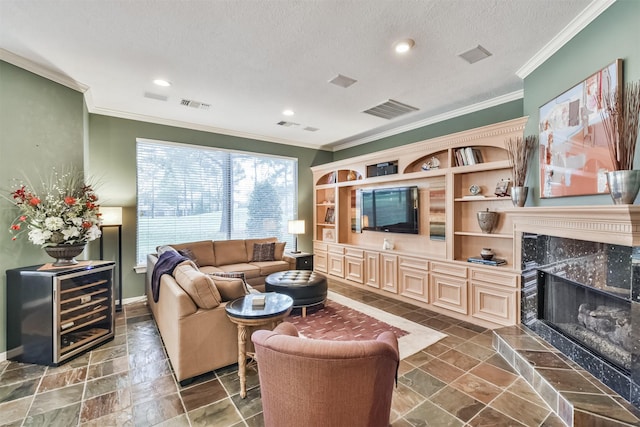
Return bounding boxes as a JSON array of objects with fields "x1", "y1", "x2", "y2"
[
  {"x1": 178, "y1": 248, "x2": 199, "y2": 267},
  {"x1": 274, "y1": 242, "x2": 286, "y2": 260},
  {"x1": 209, "y1": 272, "x2": 249, "y2": 301},
  {"x1": 173, "y1": 262, "x2": 221, "y2": 309},
  {"x1": 251, "y1": 242, "x2": 276, "y2": 262}
]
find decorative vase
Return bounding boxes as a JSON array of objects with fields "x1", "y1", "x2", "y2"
[
  {"x1": 511, "y1": 186, "x2": 528, "y2": 207},
  {"x1": 477, "y1": 209, "x2": 498, "y2": 234},
  {"x1": 480, "y1": 248, "x2": 495, "y2": 260},
  {"x1": 44, "y1": 243, "x2": 86, "y2": 267},
  {"x1": 606, "y1": 170, "x2": 640, "y2": 205}
]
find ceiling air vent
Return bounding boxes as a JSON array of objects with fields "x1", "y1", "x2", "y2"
[
  {"x1": 276, "y1": 120, "x2": 300, "y2": 127},
  {"x1": 180, "y1": 98, "x2": 210, "y2": 110},
  {"x1": 329, "y1": 74, "x2": 357, "y2": 88},
  {"x1": 362, "y1": 99, "x2": 419, "y2": 120},
  {"x1": 458, "y1": 45, "x2": 492, "y2": 64},
  {"x1": 303, "y1": 126, "x2": 319, "y2": 132},
  {"x1": 144, "y1": 92, "x2": 168, "y2": 102}
]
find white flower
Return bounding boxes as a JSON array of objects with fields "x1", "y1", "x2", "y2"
[
  {"x1": 71, "y1": 217, "x2": 83, "y2": 227},
  {"x1": 86, "y1": 224, "x2": 102, "y2": 241},
  {"x1": 44, "y1": 217, "x2": 64, "y2": 231},
  {"x1": 28, "y1": 229, "x2": 52, "y2": 245},
  {"x1": 62, "y1": 226, "x2": 80, "y2": 240}
]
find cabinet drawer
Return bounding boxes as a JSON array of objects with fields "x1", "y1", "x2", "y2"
[
  {"x1": 430, "y1": 261, "x2": 467, "y2": 278},
  {"x1": 314, "y1": 241, "x2": 328, "y2": 252},
  {"x1": 328, "y1": 244, "x2": 344, "y2": 255},
  {"x1": 345, "y1": 248, "x2": 364, "y2": 258},
  {"x1": 470, "y1": 268, "x2": 518, "y2": 288},
  {"x1": 430, "y1": 273, "x2": 468, "y2": 314},
  {"x1": 399, "y1": 256, "x2": 428, "y2": 271}
]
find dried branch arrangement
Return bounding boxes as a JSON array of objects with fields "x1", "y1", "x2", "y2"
[
  {"x1": 506, "y1": 135, "x2": 538, "y2": 187},
  {"x1": 600, "y1": 81, "x2": 640, "y2": 171}
]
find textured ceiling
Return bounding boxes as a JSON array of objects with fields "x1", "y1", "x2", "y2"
[{"x1": 0, "y1": 0, "x2": 601, "y2": 150}]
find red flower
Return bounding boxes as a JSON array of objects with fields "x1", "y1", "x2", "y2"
[
  {"x1": 19, "y1": 216, "x2": 26, "y2": 221},
  {"x1": 29, "y1": 197, "x2": 40, "y2": 206},
  {"x1": 64, "y1": 196, "x2": 76, "y2": 205},
  {"x1": 11, "y1": 224, "x2": 20, "y2": 230},
  {"x1": 82, "y1": 221, "x2": 92, "y2": 229},
  {"x1": 12, "y1": 186, "x2": 26, "y2": 200},
  {"x1": 86, "y1": 202, "x2": 96, "y2": 210},
  {"x1": 12, "y1": 237, "x2": 16, "y2": 241}
]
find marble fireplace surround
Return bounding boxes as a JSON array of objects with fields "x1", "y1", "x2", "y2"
[{"x1": 506, "y1": 206, "x2": 640, "y2": 417}]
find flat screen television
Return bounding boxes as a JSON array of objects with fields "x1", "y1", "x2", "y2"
[{"x1": 359, "y1": 186, "x2": 419, "y2": 234}]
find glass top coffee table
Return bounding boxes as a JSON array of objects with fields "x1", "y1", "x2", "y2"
[{"x1": 225, "y1": 292, "x2": 293, "y2": 398}]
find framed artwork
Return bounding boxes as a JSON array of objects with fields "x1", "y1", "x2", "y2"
[
  {"x1": 324, "y1": 207, "x2": 335, "y2": 224},
  {"x1": 539, "y1": 59, "x2": 621, "y2": 198},
  {"x1": 494, "y1": 179, "x2": 511, "y2": 197},
  {"x1": 322, "y1": 228, "x2": 335, "y2": 242}
]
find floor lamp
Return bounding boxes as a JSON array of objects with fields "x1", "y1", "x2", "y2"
[
  {"x1": 288, "y1": 220, "x2": 305, "y2": 253},
  {"x1": 100, "y1": 207, "x2": 123, "y2": 312}
]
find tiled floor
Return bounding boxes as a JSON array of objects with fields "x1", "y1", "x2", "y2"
[{"x1": 0, "y1": 280, "x2": 613, "y2": 426}]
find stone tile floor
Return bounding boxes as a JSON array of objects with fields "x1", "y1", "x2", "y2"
[{"x1": 0, "y1": 280, "x2": 624, "y2": 426}]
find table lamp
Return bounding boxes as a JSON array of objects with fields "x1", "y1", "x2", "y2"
[{"x1": 287, "y1": 220, "x2": 305, "y2": 253}]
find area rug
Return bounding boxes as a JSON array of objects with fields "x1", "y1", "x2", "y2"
[{"x1": 287, "y1": 291, "x2": 446, "y2": 360}]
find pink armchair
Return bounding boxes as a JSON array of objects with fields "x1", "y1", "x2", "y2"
[{"x1": 251, "y1": 322, "x2": 399, "y2": 427}]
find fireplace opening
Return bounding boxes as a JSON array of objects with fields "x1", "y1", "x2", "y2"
[{"x1": 539, "y1": 269, "x2": 631, "y2": 372}]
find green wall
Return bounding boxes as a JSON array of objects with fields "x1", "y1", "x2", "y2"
[
  {"x1": 333, "y1": 99, "x2": 524, "y2": 161},
  {"x1": 523, "y1": 0, "x2": 640, "y2": 206},
  {"x1": 0, "y1": 61, "x2": 86, "y2": 353},
  {"x1": 87, "y1": 115, "x2": 332, "y2": 300}
]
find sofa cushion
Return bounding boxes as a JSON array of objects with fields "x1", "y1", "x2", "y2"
[
  {"x1": 199, "y1": 266, "x2": 224, "y2": 274},
  {"x1": 250, "y1": 242, "x2": 276, "y2": 262},
  {"x1": 173, "y1": 261, "x2": 221, "y2": 309},
  {"x1": 245, "y1": 237, "x2": 277, "y2": 261},
  {"x1": 214, "y1": 240, "x2": 248, "y2": 266},
  {"x1": 169, "y1": 240, "x2": 216, "y2": 266},
  {"x1": 217, "y1": 263, "x2": 261, "y2": 279},
  {"x1": 250, "y1": 260, "x2": 290, "y2": 276},
  {"x1": 177, "y1": 248, "x2": 199, "y2": 266},
  {"x1": 274, "y1": 242, "x2": 286, "y2": 260},
  {"x1": 209, "y1": 273, "x2": 249, "y2": 301}
]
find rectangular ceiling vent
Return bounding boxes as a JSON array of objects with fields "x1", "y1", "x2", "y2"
[
  {"x1": 277, "y1": 120, "x2": 300, "y2": 127},
  {"x1": 144, "y1": 92, "x2": 168, "y2": 102},
  {"x1": 303, "y1": 126, "x2": 319, "y2": 132},
  {"x1": 458, "y1": 45, "x2": 492, "y2": 64},
  {"x1": 329, "y1": 74, "x2": 357, "y2": 88},
  {"x1": 180, "y1": 99, "x2": 210, "y2": 110},
  {"x1": 362, "y1": 99, "x2": 419, "y2": 120}
]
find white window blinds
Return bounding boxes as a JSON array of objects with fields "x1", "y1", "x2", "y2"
[{"x1": 136, "y1": 140, "x2": 298, "y2": 265}]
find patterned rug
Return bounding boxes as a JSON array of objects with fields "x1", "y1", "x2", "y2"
[{"x1": 286, "y1": 291, "x2": 446, "y2": 359}]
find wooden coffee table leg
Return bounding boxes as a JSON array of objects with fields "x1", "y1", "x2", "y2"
[
  {"x1": 302, "y1": 306, "x2": 307, "y2": 317},
  {"x1": 237, "y1": 324, "x2": 247, "y2": 398}
]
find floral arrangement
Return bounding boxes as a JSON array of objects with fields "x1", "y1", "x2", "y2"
[
  {"x1": 600, "y1": 80, "x2": 640, "y2": 171},
  {"x1": 8, "y1": 169, "x2": 102, "y2": 247}
]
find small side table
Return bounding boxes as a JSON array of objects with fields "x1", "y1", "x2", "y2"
[
  {"x1": 286, "y1": 252, "x2": 314, "y2": 270},
  {"x1": 225, "y1": 293, "x2": 293, "y2": 398}
]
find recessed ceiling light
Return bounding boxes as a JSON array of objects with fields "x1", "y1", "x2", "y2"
[
  {"x1": 394, "y1": 39, "x2": 415, "y2": 54},
  {"x1": 153, "y1": 79, "x2": 171, "y2": 87},
  {"x1": 282, "y1": 109, "x2": 295, "y2": 116}
]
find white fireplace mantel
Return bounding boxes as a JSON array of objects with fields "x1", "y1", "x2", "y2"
[{"x1": 507, "y1": 205, "x2": 640, "y2": 268}]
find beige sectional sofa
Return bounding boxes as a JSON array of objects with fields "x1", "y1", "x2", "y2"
[{"x1": 145, "y1": 237, "x2": 295, "y2": 383}]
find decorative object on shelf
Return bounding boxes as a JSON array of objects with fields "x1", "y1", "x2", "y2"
[
  {"x1": 324, "y1": 207, "x2": 335, "y2": 224},
  {"x1": 43, "y1": 243, "x2": 86, "y2": 266},
  {"x1": 599, "y1": 79, "x2": 640, "y2": 204},
  {"x1": 494, "y1": 179, "x2": 511, "y2": 197},
  {"x1": 539, "y1": 59, "x2": 621, "y2": 198},
  {"x1": 477, "y1": 209, "x2": 498, "y2": 234},
  {"x1": 506, "y1": 135, "x2": 537, "y2": 207},
  {"x1": 322, "y1": 228, "x2": 335, "y2": 242},
  {"x1": 421, "y1": 156, "x2": 440, "y2": 171},
  {"x1": 6, "y1": 167, "x2": 102, "y2": 265},
  {"x1": 469, "y1": 184, "x2": 481, "y2": 196},
  {"x1": 346, "y1": 170, "x2": 357, "y2": 181},
  {"x1": 287, "y1": 219, "x2": 305, "y2": 253},
  {"x1": 326, "y1": 171, "x2": 336, "y2": 184},
  {"x1": 480, "y1": 248, "x2": 495, "y2": 260},
  {"x1": 382, "y1": 238, "x2": 394, "y2": 250}
]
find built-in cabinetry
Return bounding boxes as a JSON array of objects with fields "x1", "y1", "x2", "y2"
[
  {"x1": 311, "y1": 117, "x2": 528, "y2": 327},
  {"x1": 6, "y1": 261, "x2": 116, "y2": 365}
]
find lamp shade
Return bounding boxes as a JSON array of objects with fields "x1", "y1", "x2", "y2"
[
  {"x1": 288, "y1": 220, "x2": 305, "y2": 235},
  {"x1": 100, "y1": 207, "x2": 123, "y2": 226}
]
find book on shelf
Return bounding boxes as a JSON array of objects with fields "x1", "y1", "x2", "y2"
[
  {"x1": 464, "y1": 147, "x2": 476, "y2": 165},
  {"x1": 454, "y1": 147, "x2": 484, "y2": 166},
  {"x1": 467, "y1": 257, "x2": 507, "y2": 266}
]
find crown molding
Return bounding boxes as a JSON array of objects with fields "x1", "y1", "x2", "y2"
[
  {"x1": 0, "y1": 48, "x2": 89, "y2": 93},
  {"x1": 331, "y1": 90, "x2": 524, "y2": 152},
  {"x1": 516, "y1": 0, "x2": 616, "y2": 79}
]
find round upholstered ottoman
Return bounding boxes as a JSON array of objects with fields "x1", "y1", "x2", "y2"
[{"x1": 265, "y1": 270, "x2": 327, "y2": 317}]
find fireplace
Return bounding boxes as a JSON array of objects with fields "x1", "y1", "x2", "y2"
[{"x1": 520, "y1": 232, "x2": 639, "y2": 408}]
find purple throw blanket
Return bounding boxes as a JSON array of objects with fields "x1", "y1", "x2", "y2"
[{"x1": 151, "y1": 250, "x2": 189, "y2": 302}]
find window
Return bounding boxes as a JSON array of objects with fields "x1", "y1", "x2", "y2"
[{"x1": 136, "y1": 139, "x2": 298, "y2": 265}]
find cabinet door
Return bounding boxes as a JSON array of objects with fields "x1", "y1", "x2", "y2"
[
  {"x1": 345, "y1": 256, "x2": 364, "y2": 284},
  {"x1": 328, "y1": 253, "x2": 344, "y2": 278},
  {"x1": 399, "y1": 261, "x2": 429, "y2": 303},
  {"x1": 315, "y1": 251, "x2": 328, "y2": 273},
  {"x1": 430, "y1": 273, "x2": 468, "y2": 314},
  {"x1": 380, "y1": 254, "x2": 398, "y2": 294},
  {"x1": 471, "y1": 282, "x2": 517, "y2": 326},
  {"x1": 365, "y1": 251, "x2": 380, "y2": 289}
]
